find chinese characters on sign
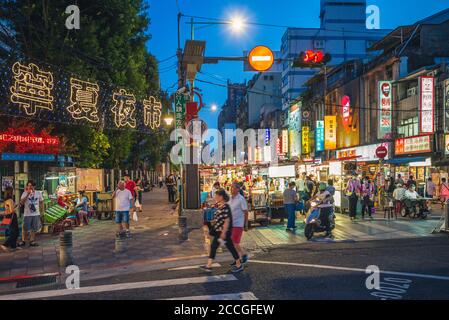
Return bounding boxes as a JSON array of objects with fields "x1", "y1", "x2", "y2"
[
  {"x1": 10, "y1": 62, "x2": 54, "y2": 115},
  {"x1": 395, "y1": 135, "x2": 432, "y2": 155},
  {"x1": 111, "y1": 89, "x2": 137, "y2": 128},
  {"x1": 315, "y1": 120, "x2": 324, "y2": 152},
  {"x1": 324, "y1": 116, "x2": 337, "y2": 150},
  {"x1": 174, "y1": 93, "x2": 186, "y2": 129},
  {"x1": 444, "y1": 79, "x2": 449, "y2": 133},
  {"x1": 143, "y1": 96, "x2": 162, "y2": 130},
  {"x1": 302, "y1": 126, "x2": 310, "y2": 155},
  {"x1": 68, "y1": 78, "x2": 100, "y2": 123},
  {"x1": 281, "y1": 129, "x2": 289, "y2": 155},
  {"x1": 5, "y1": 61, "x2": 163, "y2": 132},
  {"x1": 419, "y1": 77, "x2": 434, "y2": 134},
  {"x1": 378, "y1": 81, "x2": 392, "y2": 139},
  {"x1": 0, "y1": 133, "x2": 59, "y2": 146}
]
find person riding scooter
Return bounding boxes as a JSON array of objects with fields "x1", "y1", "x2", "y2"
[{"x1": 310, "y1": 182, "x2": 334, "y2": 237}]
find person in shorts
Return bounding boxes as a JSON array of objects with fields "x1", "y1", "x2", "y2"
[
  {"x1": 113, "y1": 181, "x2": 134, "y2": 238},
  {"x1": 228, "y1": 183, "x2": 249, "y2": 264},
  {"x1": 19, "y1": 181, "x2": 43, "y2": 247}
]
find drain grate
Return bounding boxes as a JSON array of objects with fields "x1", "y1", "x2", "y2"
[{"x1": 16, "y1": 275, "x2": 57, "y2": 288}]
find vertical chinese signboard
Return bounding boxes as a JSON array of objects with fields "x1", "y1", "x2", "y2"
[
  {"x1": 302, "y1": 126, "x2": 310, "y2": 155},
  {"x1": 174, "y1": 93, "x2": 186, "y2": 130},
  {"x1": 324, "y1": 116, "x2": 337, "y2": 150},
  {"x1": 316, "y1": 120, "x2": 324, "y2": 152},
  {"x1": 378, "y1": 81, "x2": 392, "y2": 139},
  {"x1": 444, "y1": 79, "x2": 449, "y2": 133},
  {"x1": 282, "y1": 129, "x2": 289, "y2": 155},
  {"x1": 419, "y1": 76, "x2": 434, "y2": 134}
]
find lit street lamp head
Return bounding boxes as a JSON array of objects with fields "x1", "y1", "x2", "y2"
[{"x1": 229, "y1": 16, "x2": 245, "y2": 33}]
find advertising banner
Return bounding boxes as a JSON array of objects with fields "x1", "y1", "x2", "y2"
[
  {"x1": 324, "y1": 116, "x2": 337, "y2": 150},
  {"x1": 378, "y1": 81, "x2": 392, "y2": 139},
  {"x1": 302, "y1": 126, "x2": 310, "y2": 155},
  {"x1": 444, "y1": 79, "x2": 449, "y2": 133},
  {"x1": 419, "y1": 76, "x2": 435, "y2": 134},
  {"x1": 316, "y1": 120, "x2": 324, "y2": 152},
  {"x1": 395, "y1": 135, "x2": 432, "y2": 155}
]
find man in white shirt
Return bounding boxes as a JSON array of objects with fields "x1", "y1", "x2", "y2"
[
  {"x1": 19, "y1": 180, "x2": 43, "y2": 247},
  {"x1": 229, "y1": 183, "x2": 249, "y2": 264},
  {"x1": 113, "y1": 181, "x2": 134, "y2": 238}
]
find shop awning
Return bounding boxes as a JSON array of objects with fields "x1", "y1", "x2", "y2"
[{"x1": 386, "y1": 157, "x2": 427, "y2": 165}]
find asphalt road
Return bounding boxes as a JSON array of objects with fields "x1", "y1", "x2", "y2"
[{"x1": 3, "y1": 235, "x2": 449, "y2": 300}]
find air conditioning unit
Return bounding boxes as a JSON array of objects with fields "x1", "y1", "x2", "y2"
[{"x1": 407, "y1": 87, "x2": 417, "y2": 97}]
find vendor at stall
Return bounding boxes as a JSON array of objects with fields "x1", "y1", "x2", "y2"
[{"x1": 74, "y1": 191, "x2": 89, "y2": 226}]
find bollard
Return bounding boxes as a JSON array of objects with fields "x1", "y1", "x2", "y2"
[
  {"x1": 445, "y1": 201, "x2": 449, "y2": 231},
  {"x1": 114, "y1": 232, "x2": 127, "y2": 253},
  {"x1": 178, "y1": 216, "x2": 188, "y2": 241},
  {"x1": 59, "y1": 231, "x2": 73, "y2": 267}
]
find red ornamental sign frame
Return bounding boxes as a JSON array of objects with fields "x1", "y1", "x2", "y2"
[{"x1": 419, "y1": 76, "x2": 435, "y2": 134}]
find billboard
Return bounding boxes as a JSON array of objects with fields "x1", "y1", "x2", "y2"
[
  {"x1": 302, "y1": 126, "x2": 310, "y2": 155},
  {"x1": 324, "y1": 116, "x2": 337, "y2": 150},
  {"x1": 378, "y1": 81, "x2": 392, "y2": 139},
  {"x1": 316, "y1": 120, "x2": 324, "y2": 152},
  {"x1": 395, "y1": 135, "x2": 432, "y2": 155},
  {"x1": 288, "y1": 104, "x2": 301, "y2": 157},
  {"x1": 419, "y1": 76, "x2": 434, "y2": 134},
  {"x1": 337, "y1": 94, "x2": 359, "y2": 148},
  {"x1": 444, "y1": 79, "x2": 449, "y2": 133}
]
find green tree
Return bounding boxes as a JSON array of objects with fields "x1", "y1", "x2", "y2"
[{"x1": 1, "y1": 0, "x2": 165, "y2": 169}]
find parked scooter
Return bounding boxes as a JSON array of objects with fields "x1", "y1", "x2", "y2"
[
  {"x1": 400, "y1": 198, "x2": 429, "y2": 219},
  {"x1": 304, "y1": 199, "x2": 335, "y2": 240}
]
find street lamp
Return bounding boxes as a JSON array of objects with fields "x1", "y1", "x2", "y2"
[
  {"x1": 229, "y1": 16, "x2": 245, "y2": 33},
  {"x1": 164, "y1": 115, "x2": 174, "y2": 126}
]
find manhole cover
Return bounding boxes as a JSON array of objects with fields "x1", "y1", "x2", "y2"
[{"x1": 16, "y1": 275, "x2": 57, "y2": 288}]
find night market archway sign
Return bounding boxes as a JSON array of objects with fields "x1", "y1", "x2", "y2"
[{"x1": 1, "y1": 60, "x2": 163, "y2": 132}]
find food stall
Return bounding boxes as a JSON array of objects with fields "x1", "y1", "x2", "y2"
[{"x1": 266, "y1": 164, "x2": 296, "y2": 221}]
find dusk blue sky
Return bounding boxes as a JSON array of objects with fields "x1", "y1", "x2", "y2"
[{"x1": 146, "y1": 0, "x2": 449, "y2": 129}]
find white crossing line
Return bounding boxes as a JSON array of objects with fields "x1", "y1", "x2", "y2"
[
  {"x1": 166, "y1": 292, "x2": 258, "y2": 300},
  {"x1": 168, "y1": 263, "x2": 221, "y2": 271},
  {"x1": 0, "y1": 275, "x2": 238, "y2": 300},
  {"x1": 356, "y1": 221, "x2": 419, "y2": 238},
  {"x1": 250, "y1": 260, "x2": 449, "y2": 281}
]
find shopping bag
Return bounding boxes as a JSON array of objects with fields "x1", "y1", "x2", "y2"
[
  {"x1": 132, "y1": 211, "x2": 139, "y2": 222},
  {"x1": 135, "y1": 198, "x2": 142, "y2": 209}
]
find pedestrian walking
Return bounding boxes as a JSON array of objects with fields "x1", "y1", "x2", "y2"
[
  {"x1": 1, "y1": 187, "x2": 19, "y2": 252},
  {"x1": 158, "y1": 176, "x2": 163, "y2": 188},
  {"x1": 201, "y1": 189, "x2": 243, "y2": 273},
  {"x1": 346, "y1": 174, "x2": 361, "y2": 221},
  {"x1": 124, "y1": 175, "x2": 136, "y2": 199},
  {"x1": 439, "y1": 178, "x2": 449, "y2": 205},
  {"x1": 166, "y1": 174, "x2": 176, "y2": 203},
  {"x1": 283, "y1": 182, "x2": 299, "y2": 233},
  {"x1": 295, "y1": 173, "x2": 307, "y2": 214},
  {"x1": 361, "y1": 177, "x2": 375, "y2": 220},
  {"x1": 112, "y1": 181, "x2": 134, "y2": 238},
  {"x1": 18, "y1": 180, "x2": 43, "y2": 247},
  {"x1": 407, "y1": 175, "x2": 417, "y2": 188},
  {"x1": 135, "y1": 178, "x2": 144, "y2": 213},
  {"x1": 229, "y1": 183, "x2": 249, "y2": 264}
]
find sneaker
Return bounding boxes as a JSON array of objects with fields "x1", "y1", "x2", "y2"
[
  {"x1": 229, "y1": 261, "x2": 237, "y2": 267},
  {"x1": 125, "y1": 230, "x2": 132, "y2": 238},
  {"x1": 231, "y1": 264, "x2": 244, "y2": 273},
  {"x1": 200, "y1": 265, "x2": 213, "y2": 272},
  {"x1": 241, "y1": 255, "x2": 249, "y2": 264}
]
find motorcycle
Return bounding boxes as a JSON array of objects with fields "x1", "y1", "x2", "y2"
[
  {"x1": 400, "y1": 198, "x2": 429, "y2": 219},
  {"x1": 304, "y1": 199, "x2": 335, "y2": 240}
]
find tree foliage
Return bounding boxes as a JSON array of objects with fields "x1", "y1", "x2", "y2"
[{"x1": 0, "y1": 0, "x2": 166, "y2": 169}]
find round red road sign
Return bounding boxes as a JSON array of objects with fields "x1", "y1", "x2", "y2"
[{"x1": 375, "y1": 145, "x2": 388, "y2": 159}]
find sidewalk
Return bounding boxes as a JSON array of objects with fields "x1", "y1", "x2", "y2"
[{"x1": 0, "y1": 188, "x2": 207, "y2": 280}]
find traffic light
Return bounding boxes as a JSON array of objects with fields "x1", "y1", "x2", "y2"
[{"x1": 292, "y1": 50, "x2": 331, "y2": 68}]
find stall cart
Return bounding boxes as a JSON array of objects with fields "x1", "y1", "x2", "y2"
[{"x1": 95, "y1": 192, "x2": 114, "y2": 220}]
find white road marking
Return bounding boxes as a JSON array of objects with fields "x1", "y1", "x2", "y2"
[
  {"x1": 250, "y1": 260, "x2": 449, "y2": 281},
  {"x1": 166, "y1": 292, "x2": 258, "y2": 300},
  {"x1": 0, "y1": 275, "x2": 238, "y2": 300},
  {"x1": 168, "y1": 263, "x2": 221, "y2": 271}
]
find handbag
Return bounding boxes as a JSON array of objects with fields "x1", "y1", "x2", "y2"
[
  {"x1": 132, "y1": 211, "x2": 139, "y2": 222},
  {"x1": 1, "y1": 214, "x2": 12, "y2": 226}
]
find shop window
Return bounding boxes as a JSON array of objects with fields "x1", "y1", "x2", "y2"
[{"x1": 397, "y1": 117, "x2": 419, "y2": 138}]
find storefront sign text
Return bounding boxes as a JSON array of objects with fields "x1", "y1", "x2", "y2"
[
  {"x1": 395, "y1": 135, "x2": 432, "y2": 155},
  {"x1": 419, "y1": 76, "x2": 434, "y2": 134}
]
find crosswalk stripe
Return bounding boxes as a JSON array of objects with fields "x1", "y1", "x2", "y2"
[
  {"x1": 168, "y1": 263, "x2": 221, "y2": 271},
  {"x1": 0, "y1": 275, "x2": 238, "y2": 300},
  {"x1": 357, "y1": 221, "x2": 418, "y2": 237},
  {"x1": 166, "y1": 292, "x2": 258, "y2": 300}
]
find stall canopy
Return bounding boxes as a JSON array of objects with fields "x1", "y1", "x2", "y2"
[{"x1": 386, "y1": 157, "x2": 427, "y2": 165}]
